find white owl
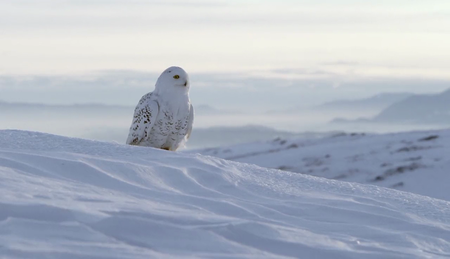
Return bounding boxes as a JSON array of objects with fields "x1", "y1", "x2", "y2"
[{"x1": 126, "y1": 66, "x2": 194, "y2": 151}]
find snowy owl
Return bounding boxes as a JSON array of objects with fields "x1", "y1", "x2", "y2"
[{"x1": 126, "y1": 66, "x2": 194, "y2": 151}]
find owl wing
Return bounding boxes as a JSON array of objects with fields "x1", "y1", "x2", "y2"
[
  {"x1": 126, "y1": 93, "x2": 160, "y2": 145},
  {"x1": 186, "y1": 103, "x2": 194, "y2": 139}
]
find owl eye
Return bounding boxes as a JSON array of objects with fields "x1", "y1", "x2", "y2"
[{"x1": 173, "y1": 75, "x2": 180, "y2": 79}]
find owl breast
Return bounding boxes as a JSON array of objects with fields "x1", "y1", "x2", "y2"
[{"x1": 147, "y1": 106, "x2": 190, "y2": 150}]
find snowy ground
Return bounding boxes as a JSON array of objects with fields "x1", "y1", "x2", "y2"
[
  {"x1": 193, "y1": 129, "x2": 450, "y2": 202},
  {"x1": 1, "y1": 130, "x2": 450, "y2": 258}
]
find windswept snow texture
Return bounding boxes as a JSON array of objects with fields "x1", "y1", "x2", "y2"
[
  {"x1": 1, "y1": 130, "x2": 450, "y2": 258},
  {"x1": 194, "y1": 130, "x2": 450, "y2": 201}
]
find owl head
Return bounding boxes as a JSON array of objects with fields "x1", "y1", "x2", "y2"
[{"x1": 155, "y1": 66, "x2": 190, "y2": 93}]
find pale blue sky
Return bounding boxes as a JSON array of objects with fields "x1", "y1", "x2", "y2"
[{"x1": 1, "y1": 0, "x2": 450, "y2": 108}]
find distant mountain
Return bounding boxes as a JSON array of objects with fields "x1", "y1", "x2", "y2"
[
  {"x1": 0, "y1": 101, "x2": 235, "y2": 117},
  {"x1": 195, "y1": 104, "x2": 241, "y2": 116},
  {"x1": 331, "y1": 89, "x2": 450, "y2": 125},
  {"x1": 0, "y1": 101, "x2": 133, "y2": 116},
  {"x1": 0, "y1": 101, "x2": 132, "y2": 109},
  {"x1": 315, "y1": 92, "x2": 412, "y2": 112},
  {"x1": 187, "y1": 125, "x2": 339, "y2": 149},
  {"x1": 372, "y1": 89, "x2": 450, "y2": 124},
  {"x1": 268, "y1": 92, "x2": 412, "y2": 117}
]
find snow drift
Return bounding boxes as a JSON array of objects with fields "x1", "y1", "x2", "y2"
[
  {"x1": 194, "y1": 129, "x2": 450, "y2": 201},
  {"x1": 1, "y1": 130, "x2": 450, "y2": 258}
]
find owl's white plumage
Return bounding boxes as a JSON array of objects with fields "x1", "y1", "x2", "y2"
[{"x1": 126, "y1": 66, "x2": 194, "y2": 151}]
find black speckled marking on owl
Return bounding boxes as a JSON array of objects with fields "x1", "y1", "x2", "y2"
[
  {"x1": 128, "y1": 93, "x2": 155, "y2": 144},
  {"x1": 127, "y1": 91, "x2": 192, "y2": 150},
  {"x1": 146, "y1": 107, "x2": 190, "y2": 150}
]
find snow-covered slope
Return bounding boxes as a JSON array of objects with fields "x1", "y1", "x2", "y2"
[
  {"x1": 194, "y1": 129, "x2": 450, "y2": 201},
  {"x1": 1, "y1": 130, "x2": 450, "y2": 258}
]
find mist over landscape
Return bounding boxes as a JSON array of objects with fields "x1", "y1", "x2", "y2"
[{"x1": 2, "y1": 85, "x2": 450, "y2": 149}]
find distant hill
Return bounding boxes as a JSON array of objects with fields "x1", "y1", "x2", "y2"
[
  {"x1": 194, "y1": 104, "x2": 241, "y2": 116},
  {"x1": 372, "y1": 89, "x2": 450, "y2": 124},
  {"x1": 0, "y1": 101, "x2": 235, "y2": 117},
  {"x1": 0, "y1": 101, "x2": 133, "y2": 116},
  {"x1": 315, "y1": 92, "x2": 412, "y2": 113},
  {"x1": 330, "y1": 88, "x2": 450, "y2": 125},
  {"x1": 187, "y1": 125, "x2": 338, "y2": 149},
  {"x1": 268, "y1": 92, "x2": 412, "y2": 117}
]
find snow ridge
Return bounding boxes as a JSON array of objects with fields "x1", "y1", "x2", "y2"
[
  {"x1": 194, "y1": 129, "x2": 450, "y2": 201},
  {"x1": 1, "y1": 130, "x2": 450, "y2": 258}
]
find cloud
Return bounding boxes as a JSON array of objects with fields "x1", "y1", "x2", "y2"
[
  {"x1": 322, "y1": 61, "x2": 361, "y2": 66},
  {"x1": 1, "y1": 0, "x2": 449, "y2": 77},
  {"x1": 2, "y1": 0, "x2": 224, "y2": 6}
]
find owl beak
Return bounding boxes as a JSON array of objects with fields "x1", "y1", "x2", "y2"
[{"x1": 184, "y1": 81, "x2": 188, "y2": 87}]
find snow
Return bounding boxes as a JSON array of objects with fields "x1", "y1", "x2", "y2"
[
  {"x1": 194, "y1": 129, "x2": 450, "y2": 202},
  {"x1": 1, "y1": 130, "x2": 450, "y2": 258}
]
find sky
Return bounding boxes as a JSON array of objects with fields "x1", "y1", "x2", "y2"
[{"x1": 1, "y1": 0, "x2": 450, "y2": 109}]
